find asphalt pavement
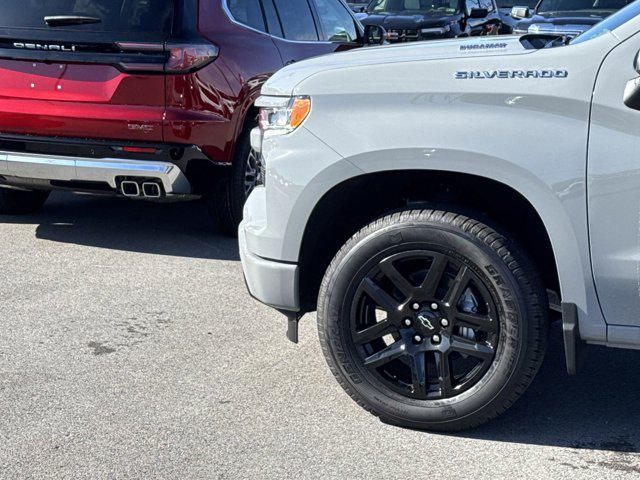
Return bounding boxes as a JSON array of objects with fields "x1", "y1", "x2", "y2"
[{"x1": 1, "y1": 191, "x2": 639, "y2": 479}]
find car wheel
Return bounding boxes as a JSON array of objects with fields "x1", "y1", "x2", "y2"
[
  {"x1": 0, "y1": 188, "x2": 50, "y2": 215},
  {"x1": 317, "y1": 209, "x2": 548, "y2": 431},
  {"x1": 207, "y1": 127, "x2": 262, "y2": 236}
]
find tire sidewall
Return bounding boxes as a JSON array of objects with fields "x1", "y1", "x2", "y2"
[
  {"x1": 320, "y1": 218, "x2": 533, "y2": 428},
  {"x1": 207, "y1": 128, "x2": 254, "y2": 234},
  {"x1": 230, "y1": 128, "x2": 255, "y2": 225}
]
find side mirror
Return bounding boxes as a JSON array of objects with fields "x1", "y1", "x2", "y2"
[
  {"x1": 623, "y1": 51, "x2": 640, "y2": 110},
  {"x1": 363, "y1": 24, "x2": 387, "y2": 45},
  {"x1": 468, "y1": 7, "x2": 489, "y2": 18},
  {"x1": 510, "y1": 6, "x2": 530, "y2": 18},
  {"x1": 624, "y1": 77, "x2": 640, "y2": 110}
]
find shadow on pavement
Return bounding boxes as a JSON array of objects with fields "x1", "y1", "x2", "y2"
[
  {"x1": 0, "y1": 192, "x2": 239, "y2": 261},
  {"x1": 451, "y1": 322, "x2": 640, "y2": 453}
]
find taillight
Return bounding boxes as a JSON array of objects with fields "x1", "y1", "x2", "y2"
[
  {"x1": 165, "y1": 44, "x2": 219, "y2": 74},
  {"x1": 115, "y1": 42, "x2": 218, "y2": 74}
]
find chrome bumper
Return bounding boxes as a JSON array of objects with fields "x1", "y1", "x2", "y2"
[{"x1": 0, "y1": 150, "x2": 191, "y2": 195}]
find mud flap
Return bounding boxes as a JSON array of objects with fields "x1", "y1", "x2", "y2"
[
  {"x1": 280, "y1": 311, "x2": 304, "y2": 344},
  {"x1": 286, "y1": 315, "x2": 301, "y2": 344},
  {"x1": 562, "y1": 302, "x2": 587, "y2": 375}
]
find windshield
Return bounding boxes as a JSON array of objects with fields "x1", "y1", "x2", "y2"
[
  {"x1": 367, "y1": 0, "x2": 461, "y2": 14},
  {"x1": 496, "y1": 0, "x2": 537, "y2": 8},
  {"x1": 571, "y1": 0, "x2": 640, "y2": 42},
  {"x1": 0, "y1": 0, "x2": 173, "y2": 36},
  {"x1": 537, "y1": 0, "x2": 631, "y2": 12}
]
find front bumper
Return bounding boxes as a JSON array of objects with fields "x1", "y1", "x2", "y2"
[
  {"x1": 241, "y1": 126, "x2": 300, "y2": 313},
  {"x1": 239, "y1": 216, "x2": 300, "y2": 312},
  {"x1": 240, "y1": 121, "x2": 357, "y2": 313}
]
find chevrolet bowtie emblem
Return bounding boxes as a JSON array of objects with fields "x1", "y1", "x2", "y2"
[{"x1": 417, "y1": 315, "x2": 435, "y2": 331}]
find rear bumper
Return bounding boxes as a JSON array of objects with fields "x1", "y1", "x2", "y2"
[{"x1": 0, "y1": 150, "x2": 191, "y2": 195}]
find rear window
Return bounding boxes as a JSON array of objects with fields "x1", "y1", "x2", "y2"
[{"x1": 0, "y1": 0, "x2": 173, "y2": 35}]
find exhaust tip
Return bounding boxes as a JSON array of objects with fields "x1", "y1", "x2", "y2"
[
  {"x1": 120, "y1": 181, "x2": 140, "y2": 197},
  {"x1": 142, "y1": 182, "x2": 162, "y2": 198}
]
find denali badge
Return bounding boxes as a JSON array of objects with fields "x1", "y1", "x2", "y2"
[
  {"x1": 454, "y1": 70, "x2": 568, "y2": 79},
  {"x1": 13, "y1": 42, "x2": 77, "y2": 52}
]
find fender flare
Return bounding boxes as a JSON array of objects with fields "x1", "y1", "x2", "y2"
[{"x1": 287, "y1": 146, "x2": 606, "y2": 341}]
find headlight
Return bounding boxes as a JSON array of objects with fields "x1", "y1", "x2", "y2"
[{"x1": 256, "y1": 96, "x2": 312, "y2": 135}]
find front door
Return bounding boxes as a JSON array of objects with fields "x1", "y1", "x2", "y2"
[{"x1": 588, "y1": 31, "x2": 640, "y2": 328}]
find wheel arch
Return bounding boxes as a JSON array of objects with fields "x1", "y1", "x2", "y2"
[
  {"x1": 229, "y1": 95, "x2": 260, "y2": 161},
  {"x1": 294, "y1": 156, "x2": 602, "y2": 340}
]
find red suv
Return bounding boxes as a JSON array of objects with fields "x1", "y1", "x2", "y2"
[{"x1": 0, "y1": 0, "x2": 367, "y2": 233}]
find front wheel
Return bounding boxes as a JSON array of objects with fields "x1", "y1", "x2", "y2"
[
  {"x1": 0, "y1": 188, "x2": 50, "y2": 215},
  {"x1": 317, "y1": 209, "x2": 548, "y2": 431}
]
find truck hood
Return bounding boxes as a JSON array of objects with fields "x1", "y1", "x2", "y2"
[
  {"x1": 515, "y1": 11, "x2": 610, "y2": 35},
  {"x1": 361, "y1": 12, "x2": 460, "y2": 29},
  {"x1": 536, "y1": 9, "x2": 614, "y2": 21},
  {"x1": 522, "y1": 10, "x2": 611, "y2": 26},
  {"x1": 262, "y1": 36, "x2": 530, "y2": 97}
]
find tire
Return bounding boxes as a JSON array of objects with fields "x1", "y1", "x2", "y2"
[
  {"x1": 0, "y1": 188, "x2": 50, "y2": 215},
  {"x1": 207, "y1": 128, "x2": 261, "y2": 236},
  {"x1": 317, "y1": 209, "x2": 548, "y2": 431}
]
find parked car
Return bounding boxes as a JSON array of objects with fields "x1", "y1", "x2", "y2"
[
  {"x1": 496, "y1": 0, "x2": 538, "y2": 32},
  {"x1": 358, "y1": 0, "x2": 502, "y2": 42},
  {"x1": 510, "y1": 0, "x2": 632, "y2": 36},
  {"x1": 0, "y1": 0, "x2": 370, "y2": 234},
  {"x1": 347, "y1": 0, "x2": 370, "y2": 11},
  {"x1": 241, "y1": 2, "x2": 640, "y2": 430}
]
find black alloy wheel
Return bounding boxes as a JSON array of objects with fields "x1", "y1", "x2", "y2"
[
  {"x1": 317, "y1": 209, "x2": 548, "y2": 431},
  {"x1": 351, "y1": 250, "x2": 499, "y2": 400}
]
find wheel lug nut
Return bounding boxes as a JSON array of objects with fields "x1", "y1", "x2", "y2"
[
  {"x1": 431, "y1": 303, "x2": 438, "y2": 310},
  {"x1": 412, "y1": 303, "x2": 421, "y2": 311},
  {"x1": 413, "y1": 334, "x2": 423, "y2": 344},
  {"x1": 403, "y1": 318, "x2": 412, "y2": 327},
  {"x1": 441, "y1": 319, "x2": 449, "y2": 328},
  {"x1": 432, "y1": 334, "x2": 441, "y2": 344}
]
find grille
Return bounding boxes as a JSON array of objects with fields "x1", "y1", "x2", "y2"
[{"x1": 387, "y1": 29, "x2": 420, "y2": 42}]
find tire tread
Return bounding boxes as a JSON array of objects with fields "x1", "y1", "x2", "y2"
[{"x1": 317, "y1": 208, "x2": 548, "y2": 431}]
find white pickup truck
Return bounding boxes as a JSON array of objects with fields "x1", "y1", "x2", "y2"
[{"x1": 241, "y1": 4, "x2": 640, "y2": 431}]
